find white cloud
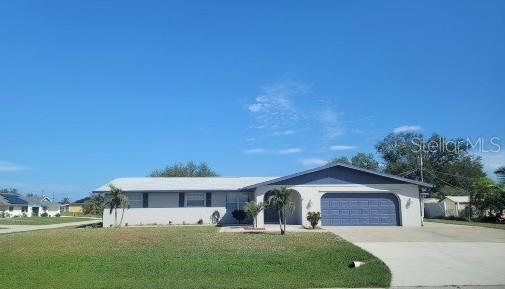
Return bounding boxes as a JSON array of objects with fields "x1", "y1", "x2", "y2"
[
  {"x1": 300, "y1": 158, "x2": 328, "y2": 167},
  {"x1": 243, "y1": 148, "x2": 302, "y2": 155},
  {"x1": 243, "y1": 148, "x2": 268, "y2": 155},
  {"x1": 319, "y1": 109, "x2": 344, "y2": 138},
  {"x1": 330, "y1": 145, "x2": 357, "y2": 151},
  {"x1": 278, "y1": 148, "x2": 302, "y2": 154},
  {"x1": 247, "y1": 81, "x2": 309, "y2": 129},
  {"x1": 0, "y1": 161, "x2": 29, "y2": 173},
  {"x1": 272, "y1": 130, "x2": 295, "y2": 136},
  {"x1": 393, "y1": 125, "x2": 422, "y2": 134}
]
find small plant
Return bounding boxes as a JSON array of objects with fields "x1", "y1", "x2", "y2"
[
  {"x1": 244, "y1": 201, "x2": 264, "y2": 228},
  {"x1": 13, "y1": 214, "x2": 19, "y2": 218},
  {"x1": 169, "y1": 221, "x2": 173, "y2": 225},
  {"x1": 125, "y1": 222, "x2": 128, "y2": 227},
  {"x1": 306, "y1": 211, "x2": 322, "y2": 229},
  {"x1": 182, "y1": 220, "x2": 186, "y2": 225},
  {"x1": 232, "y1": 210, "x2": 247, "y2": 224},
  {"x1": 197, "y1": 219, "x2": 204, "y2": 225},
  {"x1": 210, "y1": 210, "x2": 220, "y2": 224},
  {"x1": 55, "y1": 213, "x2": 61, "y2": 217},
  {"x1": 40, "y1": 212, "x2": 48, "y2": 217},
  {"x1": 21, "y1": 212, "x2": 27, "y2": 218}
]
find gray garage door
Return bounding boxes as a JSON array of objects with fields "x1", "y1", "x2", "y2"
[{"x1": 321, "y1": 193, "x2": 400, "y2": 226}]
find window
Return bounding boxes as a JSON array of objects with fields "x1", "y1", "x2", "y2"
[
  {"x1": 186, "y1": 193, "x2": 205, "y2": 207},
  {"x1": 127, "y1": 193, "x2": 142, "y2": 208},
  {"x1": 226, "y1": 192, "x2": 250, "y2": 211},
  {"x1": 8, "y1": 206, "x2": 13, "y2": 212},
  {"x1": 42, "y1": 206, "x2": 48, "y2": 212},
  {"x1": 21, "y1": 206, "x2": 28, "y2": 213}
]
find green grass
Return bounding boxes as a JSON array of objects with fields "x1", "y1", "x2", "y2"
[
  {"x1": 426, "y1": 218, "x2": 505, "y2": 230},
  {"x1": 0, "y1": 217, "x2": 94, "y2": 225},
  {"x1": 0, "y1": 227, "x2": 390, "y2": 289}
]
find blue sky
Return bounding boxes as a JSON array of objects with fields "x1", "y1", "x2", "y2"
[{"x1": 1, "y1": 0, "x2": 504, "y2": 201}]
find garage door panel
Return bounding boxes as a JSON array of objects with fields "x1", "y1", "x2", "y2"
[{"x1": 321, "y1": 193, "x2": 400, "y2": 226}]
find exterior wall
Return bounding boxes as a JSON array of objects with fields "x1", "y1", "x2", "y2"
[
  {"x1": 255, "y1": 183, "x2": 422, "y2": 228},
  {"x1": 69, "y1": 205, "x2": 84, "y2": 213},
  {"x1": 442, "y1": 200, "x2": 468, "y2": 217},
  {"x1": 103, "y1": 207, "x2": 227, "y2": 226},
  {"x1": 102, "y1": 191, "x2": 237, "y2": 227}
]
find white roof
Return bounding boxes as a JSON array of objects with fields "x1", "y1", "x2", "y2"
[
  {"x1": 444, "y1": 196, "x2": 470, "y2": 203},
  {"x1": 94, "y1": 177, "x2": 277, "y2": 192}
]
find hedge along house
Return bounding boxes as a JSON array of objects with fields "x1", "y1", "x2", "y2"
[{"x1": 95, "y1": 163, "x2": 432, "y2": 228}]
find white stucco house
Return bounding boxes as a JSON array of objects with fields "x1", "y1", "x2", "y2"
[
  {"x1": 95, "y1": 163, "x2": 432, "y2": 227},
  {"x1": 0, "y1": 194, "x2": 61, "y2": 217}
]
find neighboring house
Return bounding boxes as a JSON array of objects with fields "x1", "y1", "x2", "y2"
[
  {"x1": 24, "y1": 195, "x2": 61, "y2": 217},
  {"x1": 68, "y1": 197, "x2": 90, "y2": 213},
  {"x1": 95, "y1": 163, "x2": 432, "y2": 227},
  {"x1": 423, "y1": 197, "x2": 444, "y2": 218},
  {"x1": 441, "y1": 196, "x2": 469, "y2": 217},
  {"x1": 0, "y1": 193, "x2": 29, "y2": 217}
]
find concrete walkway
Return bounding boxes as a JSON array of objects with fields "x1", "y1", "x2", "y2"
[
  {"x1": 0, "y1": 219, "x2": 101, "y2": 234},
  {"x1": 327, "y1": 222, "x2": 505, "y2": 287}
]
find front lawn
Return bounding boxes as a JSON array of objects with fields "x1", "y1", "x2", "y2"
[
  {"x1": 0, "y1": 217, "x2": 94, "y2": 225},
  {"x1": 426, "y1": 218, "x2": 505, "y2": 230},
  {"x1": 0, "y1": 226, "x2": 390, "y2": 289}
]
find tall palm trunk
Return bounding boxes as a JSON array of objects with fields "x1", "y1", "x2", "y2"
[
  {"x1": 120, "y1": 207, "x2": 126, "y2": 227},
  {"x1": 114, "y1": 208, "x2": 118, "y2": 227},
  {"x1": 278, "y1": 209, "x2": 284, "y2": 235},
  {"x1": 283, "y1": 206, "x2": 287, "y2": 234}
]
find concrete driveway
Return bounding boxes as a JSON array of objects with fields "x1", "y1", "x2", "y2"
[{"x1": 327, "y1": 222, "x2": 505, "y2": 287}]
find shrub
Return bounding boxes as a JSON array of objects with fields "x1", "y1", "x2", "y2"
[
  {"x1": 55, "y1": 213, "x2": 61, "y2": 217},
  {"x1": 210, "y1": 210, "x2": 220, "y2": 224},
  {"x1": 40, "y1": 212, "x2": 48, "y2": 217},
  {"x1": 306, "y1": 211, "x2": 322, "y2": 229},
  {"x1": 232, "y1": 210, "x2": 247, "y2": 224},
  {"x1": 197, "y1": 219, "x2": 204, "y2": 225},
  {"x1": 13, "y1": 214, "x2": 19, "y2": 218}
]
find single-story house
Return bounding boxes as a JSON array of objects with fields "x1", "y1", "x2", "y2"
[
  {"x1": 24, "y1": 195, "x2": 61, "y2": 217},
  {"x1": 441, "y1": 196, "x2": 469, "y2": 217},
  {"x1": 94, "y1": 163, "x2": 432, "y2": 227},
  {"x1": 0, "y1": 193, "x2": 29, "y2": 217},
  {"x1": 68, "y1": 197, "x2": 90, "y2": 213}
]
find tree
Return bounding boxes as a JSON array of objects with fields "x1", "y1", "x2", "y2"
[
  {"x1": 350, "y1": 153, "x2": 380, "y2": 170},
  {"x1": 470, "y1": 177, "x2": 505, "y2": 217},
  {"x1": 107, "y1": 185, "x2": 129, "y2": 227},
  {"x1": 266, "y1": 187, "x2": 297, "y2": 235},
  {"x1": 376, "y1": 133, "x2": 485, "y2": 195},
  {"x1": 0, "y1": 188, "x2": 18, "y2": 195},
  {"x1": 332, "y1": 153, "x2": 380, "y2": 170},
  {"x1": 244, "y1": 201, "x2": 264, "y2": 228},
  {"x1": 60, "y1": 197, "x2": 71, "y2": 204},
  {"x1": 496, "y1": 167, "x2": 505, "y2": 184},
  {"x1": 333, "y1": 156, "x2": 351, "y2": 165},
  {"x1": 149, "y1": 161, "x2": 218, "y2": 177},
  {"x1": 83, "y1": 194, "x2": 106, "y2": 215}
]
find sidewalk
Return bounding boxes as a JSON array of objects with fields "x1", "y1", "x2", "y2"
[{"x1": 0, "y1": 219, "x2": 101, "y2": 234}]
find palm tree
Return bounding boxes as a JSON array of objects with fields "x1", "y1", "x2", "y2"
[
  {"x1": 244, "y1": 201, "x2": 264, "y2": 228},
  {"x1": 107, "y1": 185, "x2": 129, "y2": 227},
  {"x1": 267, "y1": 187, "x2": 297, "y2": 235},
  {"x1": 495, "y1": 167, "x2": 505, "y2": 184}
]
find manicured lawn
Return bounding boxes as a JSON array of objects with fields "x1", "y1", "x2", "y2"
[
  {"x1": 0, "y1": 217, "x2": 94, "y2": 225},
  {"x1": 0, "y1": 226, "x2": 390, "y2": 289},
  {"x1": 426, "y1": 219, "x2": 505, "y2": 230}
]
